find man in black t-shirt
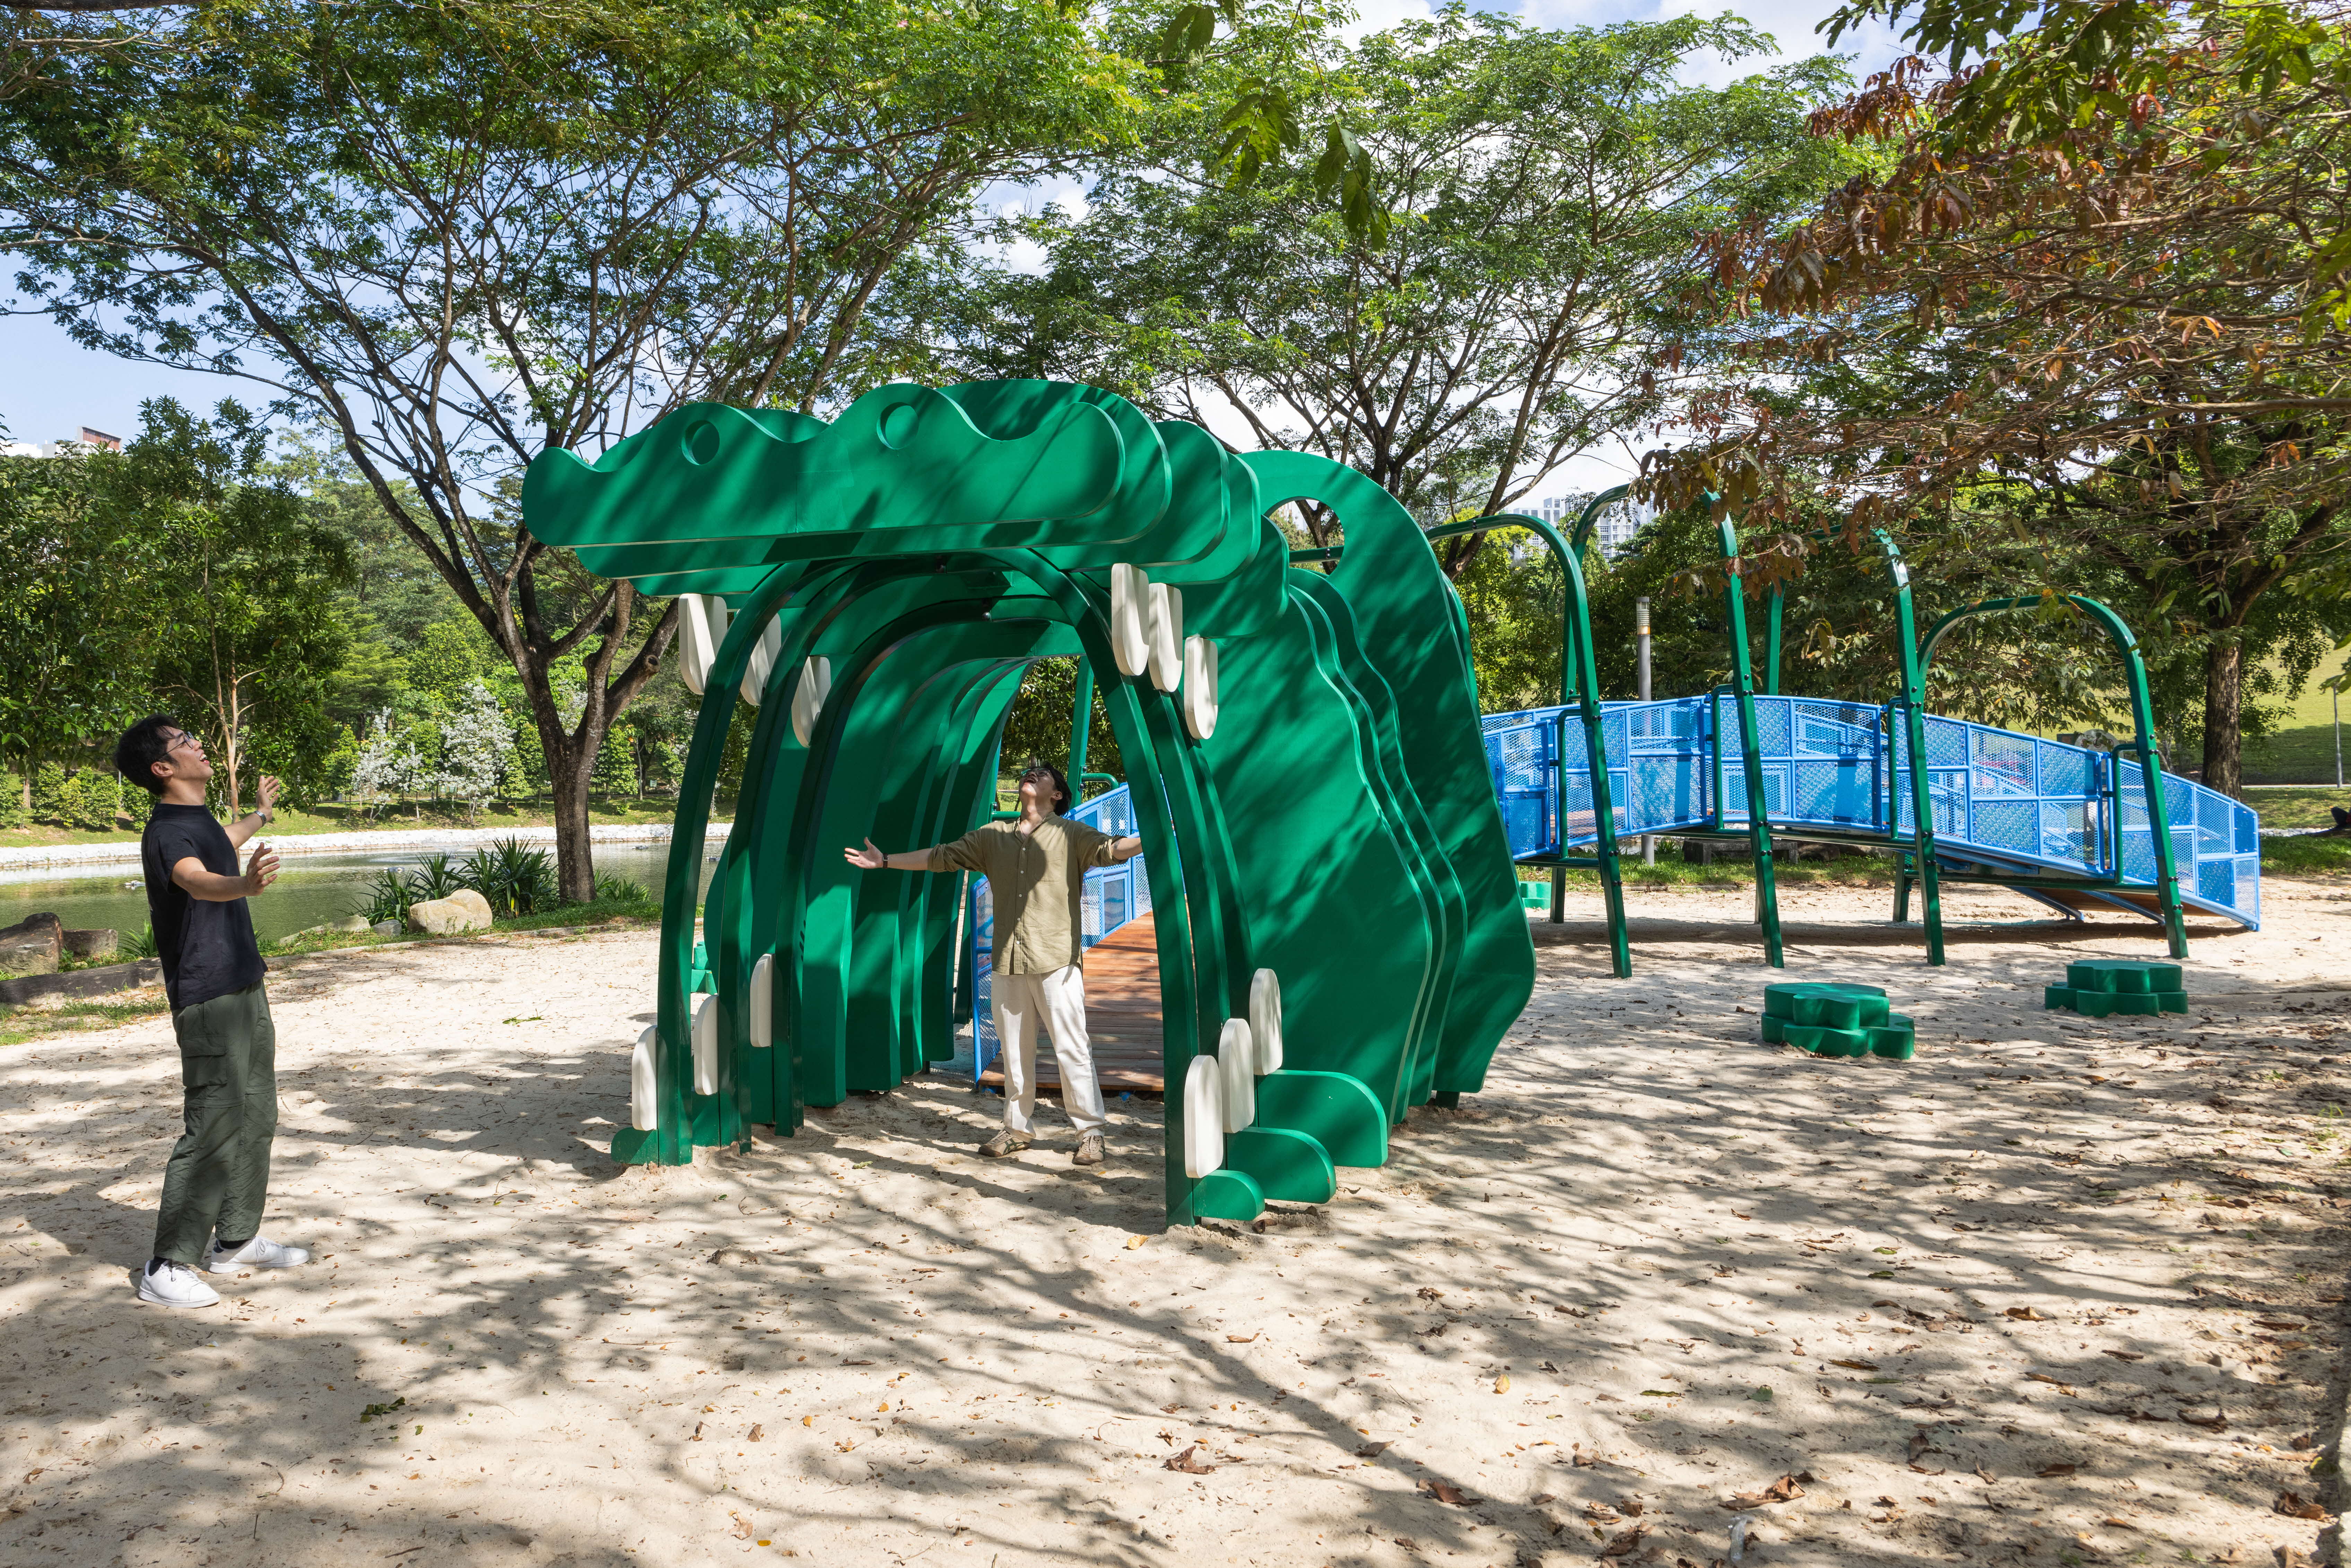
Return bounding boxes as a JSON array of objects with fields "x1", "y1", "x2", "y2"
[{"x1": 115, "y1": 715, "x2": 311, "y2": 1309}]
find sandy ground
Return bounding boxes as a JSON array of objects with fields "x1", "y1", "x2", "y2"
[{"x1": 3, "y1": 879, "x2": 2349, "y2": 1568}]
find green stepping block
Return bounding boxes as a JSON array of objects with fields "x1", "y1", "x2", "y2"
[
  {"x1": 2045, "y1": 960, "x2": 2188, "y2": 1017},
  {"x1": 1764, "y1": 982, "x2": 1892, "y2": 1031},
  {"x1": 1762, "y1": 983, "x2": 1914, "y2": 1061}
]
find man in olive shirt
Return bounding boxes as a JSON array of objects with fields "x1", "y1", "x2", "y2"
[
  {"x1": 114, "y1": 715, "x2": 310, "y2": 1309},
  {"x1": 846, "y1": 761, "x2": 1142, "y2": 1165}
]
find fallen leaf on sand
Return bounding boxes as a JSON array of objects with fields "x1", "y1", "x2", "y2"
[
  {"x1": 2005, "y1": 1307, "x2": 2050, "y2": 1321},
  {"x1": 1830, "y1": 1359, "x2": 1880, "y2": 1371},
  {"x1": 747, "y1": 1425, "x2": 764, "y2": 1443},
  {"x1": 1494, "y1": 1375, "x2": 1511, "y2": 1394},
  {"x1": 1160, "y1": 1403, "x2": 1183, "y2": 1414},
  {"x1": 1393, "y1": 1540, "x2": 1418, "y2": 1554},
  {"x1": 1125, "y1": 1235, "x2": 1147, "y2": 1250},
  {"x1": 2180, "y1": 1411, "x2": 2229, "y2": 1432},
  {"x1": 1165, "y1": 1446, "x2": 1215, "y2": 1474},
  {"x1": 801, "y1": 1415, "x2": 813, "y2": 1427},
  {"x1": 1226, "y1": 1334, "x2": 1259, "y2": 1344},
  {"x1": 1572, "y1": 1446, "x2": 1597, "y2": 1468},
  {"x1": 2038, "y1": 1463, "x2": 2078, "y2": 1478},
  {"x1": 1906, "y1": 1435, "x2": 1938, "y2": 1463},
  {"x1": 1585, "y1": 1502, "x2": 1621, "y2": 1524},
  {"x1": 2256, "y1": 1319, "x2": 2304, "y2": 1331},
  {"x1": 1355, "y1": 1442, "x2": 1391, "y2": 1459},
  {"x1": 1599, "y1": 1525, "x2": 1648, "y2": 1558},
  {"x1": 691, "y1": 1422, "x2": 705, "y2": 1441},
  {"x1": 2103, "y1": 1350, "x2": 2145, "y2": 1361},
  {"x1": 1975, "y1": 1467, "x2": 1996, "y2": 1483},
  {"x1": 1616, "y1": 1498, "x2": 1646, "y2": 1517},
  {"x1": 841, "y1": 1359, "x2": 874, "y2": 1367},
  {"x1": 2275, "y1": 1491, "x2": 2331, "y2": 1521},
  {"x1": 2026, "y1": 1373, "x2": 2068, "y2": 1387},
  {"x1": 1421, "y1": 1479, "x2": 1472, "y2": 1506},
  {"x1": 2290, "y1": 1434, "x2": 2316, "y2": 1451}
]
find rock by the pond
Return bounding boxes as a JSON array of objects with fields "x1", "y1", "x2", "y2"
[
  {"x1": 371, "y1": 920, "x2": 403, "y2": 938},
  {"x1": 62, "y1": 928, "x2": 117, "y2": 960},
  {"x1": 408, "y1": 889, "x2": 494, "y2": 935},
  {"x1": 328, "y1": 915, "x2": 372, "y2": 934},
  {"x1": 0, "y1": 912, "x2": 64, "y2": 978}
]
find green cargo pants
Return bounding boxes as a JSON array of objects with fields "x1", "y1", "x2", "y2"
[{"x1": 154, "y1": 982, "x2": 278, "y2": 1266}]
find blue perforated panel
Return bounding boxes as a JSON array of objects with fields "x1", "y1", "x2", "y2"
[{"x1": 1482, "y1": 700, "x2": 2261, "y2": 928}]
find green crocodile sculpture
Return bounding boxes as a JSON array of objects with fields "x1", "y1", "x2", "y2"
[{"x1": 522, "y1": 381, "x2": 1535, "y2": 1227}]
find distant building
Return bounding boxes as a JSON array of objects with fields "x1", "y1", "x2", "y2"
[
  {"x1": 1531, "y1": 492, "x2": 1653, "y2": 560},
  {"x1": 0, "y1": 427, "x2": 125, "y2": 460}
]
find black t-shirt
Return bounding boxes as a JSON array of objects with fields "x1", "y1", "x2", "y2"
[{"x1": 140, "y1": 803, "x2": 264, "y2": 1011}]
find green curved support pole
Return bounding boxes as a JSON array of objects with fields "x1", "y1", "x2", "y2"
[
  {"x1": 1436, "y1": 507, "x2": 1631, "y2": 979},
  {"x1": 1712, "y1": 505, "x2": 1785, "y2": 967},
  {"x1": 1875, "y1": 531, "x2": 1947, "y2": 966},
  {"x1": 1918, "y1": 594, "x2": 2189, "y2": 959}
]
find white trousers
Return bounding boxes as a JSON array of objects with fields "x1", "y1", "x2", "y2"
[{"x1": 991, "y1": 965, "x2": 1107, "y2": 1136}]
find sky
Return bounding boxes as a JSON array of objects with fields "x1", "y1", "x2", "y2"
[{"x1": 0, "y1": 0, "x2": 1912, "y2": 482}]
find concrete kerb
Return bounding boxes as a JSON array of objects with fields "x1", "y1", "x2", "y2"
[{"x1": 0, "y1": 820, "x2": 733, "y2": 874}]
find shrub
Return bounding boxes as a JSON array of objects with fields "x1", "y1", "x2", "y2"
[
  {"x1": 460, "y1": 837, "x2": 556, "y2": 916},
  {"x1": 407, "y1": 853, "x2": 466, "y2": 901},
  {"x1": 592, "y1": 871, "x2": 650, "y2": 905},
  {"x1": 349, "y1": 868, "x2": 416, "y2": 926},
  {"x1": 120, "y1": 923, "x2": 158, "y2": 959}
]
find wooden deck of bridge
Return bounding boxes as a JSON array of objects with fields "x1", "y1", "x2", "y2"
[{"x1": 977, "y1": 912, "x2": 1165, "y2": 1096}]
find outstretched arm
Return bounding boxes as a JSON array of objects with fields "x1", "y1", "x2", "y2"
[{"x1": 844, "y1": 838, "x2": 944, "y2": 872}]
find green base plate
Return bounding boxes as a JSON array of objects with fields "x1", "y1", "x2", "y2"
[{"x1": 1192, "y1": 1168, "x2": 1266, "y2": 1222}]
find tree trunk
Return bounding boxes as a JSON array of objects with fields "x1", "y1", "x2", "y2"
[
  {"x1": 551, "y1": 731, "x2": 599, "y2": 904},
  {"x1": 2201, "y1": 636, "x2": 2244, "y2": 799}
]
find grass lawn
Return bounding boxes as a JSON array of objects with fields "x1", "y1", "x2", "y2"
[{"x1": 0, "y1": 793, "x2": 707, "y2": 853}]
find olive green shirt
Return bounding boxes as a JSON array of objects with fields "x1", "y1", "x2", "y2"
[{"x1": 932, "y1": 817, "x2": 1122, "y2": 975}]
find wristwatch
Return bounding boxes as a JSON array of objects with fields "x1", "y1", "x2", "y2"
[{"x1": 255, "y1": 807, "x2": 273, "y2": 825}]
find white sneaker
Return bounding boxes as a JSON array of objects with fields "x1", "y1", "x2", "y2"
[
  {"x1": 201, "y1": 1235, "x2": 312, "y2": 1272},
  {"x1": 136, "y1": 1260, "x2": 221, "y2": 1309}
]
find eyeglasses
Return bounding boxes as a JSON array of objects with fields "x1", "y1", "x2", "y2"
[{"x1": 166, "y1": 731, "x2": 204, "y2": 755}]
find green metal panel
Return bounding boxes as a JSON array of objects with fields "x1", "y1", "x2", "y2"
[
  {"x1": 1252, "y1": 1070, "x2": 1390, "y2": 1168},
  {"x1": 1223, "y1": 1126, "x2": 1338, "y2": 1204}
]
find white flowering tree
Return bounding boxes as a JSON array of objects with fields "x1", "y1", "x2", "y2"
[
  {"x1": 348, "y1": 709, "x2": 421, "y2": 820},
  {"x1": 434, "y1": 680, "x2": 517, "y2": 826}
]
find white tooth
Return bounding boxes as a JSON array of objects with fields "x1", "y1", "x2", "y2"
[
  {"x1": 1184, "y1": 636, "x2": 1218, "y2": 739},
  {"x1": 1183, "y1": 1055, "x2": 1226, "y2": 1178},
  {"x1": 1248, "y1": 969, "x2": 1282, "y2": 1075},
  {"x1": 630, "y1": 1026, "x2": 660, "y2": 1131},
  {"x1": 1146, "y1": 583, "x2": 1183, "y2": 692},
  {"x1": 690, "y1": 991, "x2": 719, "y2": 1097},
  {"x1": 1218, "y1": 1018, "x2": 1256, "y2": 1132}
]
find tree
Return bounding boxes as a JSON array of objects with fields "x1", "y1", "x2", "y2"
[
  {"x1": 124, "y1": 400, "x2": 354, "y2": 812},
  {"x1": 1639, "y1": 1, "x2": 2351, "y2": 795},
  {"x1": 944, "y1": 5, "x2": 1853, "y2": 569},
  {"x1": 0, "y1": 438, "x2": 158, "y2": 812},
  {"x1": 0, "y1": 0, "x2": 1139, "y2": 897},
  {"x1": 433, "y1": 678, "x2": 516, "y2": 826}
]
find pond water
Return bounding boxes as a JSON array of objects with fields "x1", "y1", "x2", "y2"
[{"x1": 0, "y1": 840, "x2": 719, "y2": 947}]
